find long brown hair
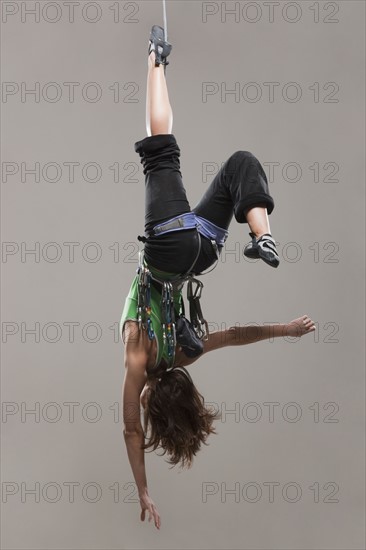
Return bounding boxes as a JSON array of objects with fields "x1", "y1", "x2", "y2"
[{"x1": 142, "y1": 359, "x2": 220, "y2": 469}]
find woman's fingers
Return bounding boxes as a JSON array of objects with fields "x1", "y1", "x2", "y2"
[
  {"x1": 301, "y1": 316, "x2": 316, "y2": 332},
  {"x1": 145, "y1": 504, "x2": 160, "y2": 529},
  {"x1": 153, "y1": 508, "x2": 161, "y2": 529},
  {"x1": 288, "y1": 315, "x2": 316, "y2": 336},
  {"x1": 151, "y1": 505, "x2": 160, "y2": 529},
  {"x1": 148, "y1": 504, "x2": 160, "y2": 529}
]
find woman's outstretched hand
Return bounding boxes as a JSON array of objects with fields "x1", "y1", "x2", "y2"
[
  {"x1": 139, "y1": 491, "x2": 161, "y2": 530},
  {"x1": 286, "y1": 315, "x2": 316, "y2": 337}
]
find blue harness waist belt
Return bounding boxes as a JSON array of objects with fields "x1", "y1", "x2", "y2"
[{"x1": 149, "y1": 212, "x2": 228, "y2": 247}]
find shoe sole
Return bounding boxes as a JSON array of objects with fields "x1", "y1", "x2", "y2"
[
  {"x1": 244, "y1": 250, "x2": 260, "y2": 259},
  {"x1": 244, "y1": 246, "x2": 279, "y2": 267},
  {"x1": 260, "y1": 255, "x2": 279, "y2": 268}
]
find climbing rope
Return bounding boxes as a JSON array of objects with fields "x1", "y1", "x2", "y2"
[
  {"x1": 162, "y1": 0, "x2": 168, "y2": 76},
  {"x1": 162, "y1": 0, "x2": 168, "y2": 42}
]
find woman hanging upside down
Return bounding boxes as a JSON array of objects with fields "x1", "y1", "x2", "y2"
[{"x1": 120, "y1": 25, "x2": 316, "y2": 530}]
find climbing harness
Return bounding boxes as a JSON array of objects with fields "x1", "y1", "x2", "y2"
[
  {"x1": 161, "y1": 280, "x2": 176, "y2": 359},
  {"x1": 144, "y1": 211, "x2": 228, "y2": 247},
  {"x1": 137, "y1": 211, "x2": 228, "y2": 278},
  {"x1": 135, "y1": 209, "x2": 229, "y2": 358},
  {"x1": 137, "y1": 254, "x2": 155, "y2": 340}
]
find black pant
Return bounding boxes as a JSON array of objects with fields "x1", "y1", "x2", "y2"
[{"x1": 134, "y1": 134, "x2": 275, "y2": 275}]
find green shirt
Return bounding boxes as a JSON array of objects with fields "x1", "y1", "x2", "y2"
[{"x1": 119, "y1": 263, "x2": 184, "y2": 368}]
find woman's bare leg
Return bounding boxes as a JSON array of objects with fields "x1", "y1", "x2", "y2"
[
  {"x1": 245, "y1": 204, "x2": 272, "y2": 238},
  {"x1": 146, "y1": 51, "x2": 173, "y2": 136}
]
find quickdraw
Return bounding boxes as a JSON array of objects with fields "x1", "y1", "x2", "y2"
[
  {"x1": 187, "y1": 277, "x2": 209, "y2": 341},
  {"x1": 137, "y1": 251, "x2": 155, "y2": 340},
  {"x1": 161, "y1": 281, "x2": 176, "y2": 358}
]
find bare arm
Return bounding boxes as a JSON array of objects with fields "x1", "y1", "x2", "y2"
[
  {"x1": 122, "y1": 354, "x2": 148, "y2": 495},
  {"x1": 176, "y1": 315, "x2": 316, "y2": 366},
  {"x1": 122, "y1": 322, "x2": 161, "y2": 529},
  {"x1": 226, "y1": 315, "x2": 316, "y2": 347}
]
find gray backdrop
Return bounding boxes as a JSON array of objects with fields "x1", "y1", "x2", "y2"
[{"x1": 1, "y1": 1, "x2": 365, "y2": 549}]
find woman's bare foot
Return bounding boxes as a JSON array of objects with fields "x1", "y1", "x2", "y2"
[{"x1": 286, "y1": 315, "x2": 316, "y2": 337}]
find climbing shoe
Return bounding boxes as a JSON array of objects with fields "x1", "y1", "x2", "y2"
[
  {"x1": 243, "y1": 232, "x2": 280, "y2": 268},
  {"x1": 148, "y1": 25, "x2": 172, "y2": 67}
]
